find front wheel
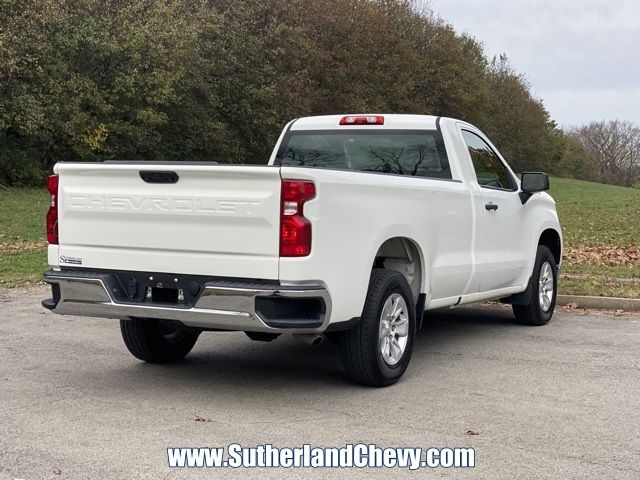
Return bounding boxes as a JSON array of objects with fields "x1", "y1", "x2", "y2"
[
  {"x1": 120, "y1": 318, "x2": 200, "y2": 363},
  {"x1": 339, "y1": 269, "x2": 416, "y2": 387},
  {"x1": 513, "y1": 245, "x2": 558, "y2": 326}
]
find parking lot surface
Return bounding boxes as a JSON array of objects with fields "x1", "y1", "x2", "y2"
[{"x1": 1, "y1": 286, "x2": 639, "y2": 479}]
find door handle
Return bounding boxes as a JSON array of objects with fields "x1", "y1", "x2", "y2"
[{"x1": 485, "y1": 203, "x2": 498, "y2": 211}]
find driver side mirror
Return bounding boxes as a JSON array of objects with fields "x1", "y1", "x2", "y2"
[{"x1": 520, "y1": 172, "x2": 549, "y2": 204}]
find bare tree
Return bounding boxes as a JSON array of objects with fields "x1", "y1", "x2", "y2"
[{"x1": 570, "y1": 120, "x2": 640, "y2": 187}]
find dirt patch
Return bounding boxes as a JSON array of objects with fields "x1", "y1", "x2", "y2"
[
  {"x1": 563, "y1": 245, "x2": 640, "y2": 266},
  {"x1": 0, "y1": 241, "x2": 47, "y2": 253}
]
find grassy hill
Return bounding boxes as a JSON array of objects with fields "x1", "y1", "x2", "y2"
[
  {"x1": 549, "y1": 177, "x2": 640, "y2": 247},
  {"x1": 548, "y1": 178, "x2": 639, "y2": 298},
  {"x1": 1, "y1": 178, "x2": 639, "y2": 298}
]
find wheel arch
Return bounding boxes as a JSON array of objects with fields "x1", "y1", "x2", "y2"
[
  {"x1": 372, "y1": 236, "x2": 426, "y2": 306},
  {"x1": 538, "y1": 228, "x2": 562, "y2": 266}
]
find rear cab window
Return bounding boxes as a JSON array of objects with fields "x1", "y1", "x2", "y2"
[{"x1": 275, "y1": 130, "x2": 451, "y2": 180}]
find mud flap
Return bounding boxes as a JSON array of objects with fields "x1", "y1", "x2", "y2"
[{"x1": 500, "y1": 275, "x2": 533, "y2": 305}]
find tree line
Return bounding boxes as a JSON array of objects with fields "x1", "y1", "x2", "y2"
[{"x1": 0, "y1": 0, "x2": 634, "y2": 187}]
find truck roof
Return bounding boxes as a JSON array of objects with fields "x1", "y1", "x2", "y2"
[{"x1": 290, "y1": 114, "x2": 441, "y2": 131}]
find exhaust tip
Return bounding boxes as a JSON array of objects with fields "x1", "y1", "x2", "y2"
[{"x1": 293, "y1": 333, "x2": 325, "y2": 346}]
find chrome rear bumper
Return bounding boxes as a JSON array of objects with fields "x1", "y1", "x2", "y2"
[{"x1": 43, "y1": 269, "x2": 331, "y2": 333}]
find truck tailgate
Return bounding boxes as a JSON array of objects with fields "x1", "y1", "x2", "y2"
[{"x1": 54, "y1": 163, "x2": 281, "y2": 280}]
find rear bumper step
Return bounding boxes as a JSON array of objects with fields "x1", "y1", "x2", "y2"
[{"x1": 43, "y1": 269, "x2": 331, "y2": 333}]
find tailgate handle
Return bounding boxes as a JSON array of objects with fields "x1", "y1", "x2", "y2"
[{"x1": 139, "y1": 171, "x2": 179, "y2": 184}]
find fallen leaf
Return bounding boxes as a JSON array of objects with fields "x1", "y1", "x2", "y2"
[
  {"x1": 563, "y1": 245, "x2": 640, "y2": 267},
  {"x1": 53, "y1": 467, "x2": 62, "y2": 475},
  {"x1": 194, "y1": 416, "x2": 212, "y2": 423},
  {"x1": 466, "y1": 430, "x2": 479, "y2": 436}
]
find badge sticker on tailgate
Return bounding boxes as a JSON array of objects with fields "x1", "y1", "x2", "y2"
[{"x1": 60, "y1": 255, "x2": 83, "y2": 265}]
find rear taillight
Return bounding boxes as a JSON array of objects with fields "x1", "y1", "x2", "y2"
[
  {"x1": 339, "y1": 115, "x2": 384, "y2": 125},
  {"x1": 280, "y1": 180, "x2": 316, "y2": 257},
  {"x1": 46, "y1": 174, "x2": 59, "y2": 244}
]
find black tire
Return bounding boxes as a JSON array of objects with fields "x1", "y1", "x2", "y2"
[
  {"x1": 513, "y1": 245, "x2": 558, "y2": 326},
  {"x1": 120, "y1": 318, "x2": 200, "y2": 363},
  {"x1": 339, "y1": 269, "x2": 416, "y2": 387}
]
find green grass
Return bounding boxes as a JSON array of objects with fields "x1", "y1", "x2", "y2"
[
  {"x1": 0, "y1": 188, "x2": 49, "y2": 244},
  {"x1": 0, "y1": 188, "x2": 49, "y2": 287},
  {"x1": 0, "y1": 249, "x2": 48, "y2": 287},
  {"x1": 561, "y1": 263, "x2": 640, "y2": 279},
  {"x1": 548, "y1": 177, "x2": 640, "y2": 297},
  {"x1": 549, "y1": 177, "x2": 640, "y2": 247},
  {"x1": 560, "y1": 276, "x2": 640, "y2": 299},
  {"x1": 1, "y1": 179, "x2": 639, "y2": 299}
]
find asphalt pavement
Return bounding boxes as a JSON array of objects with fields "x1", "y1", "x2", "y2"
[{"x1": 1, "y1": 285, "x2": 638, "y2": 479}]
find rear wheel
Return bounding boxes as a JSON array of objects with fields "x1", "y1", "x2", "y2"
[
  {"x1": 120, "y1": 318, "x2": 200, "y2": 363},
  {"x1": 339, "y1": 269, "x2": 416, "y2": 387},
  {"x1": 513, "y1": 245, "x2": 558, "y2": 326}
]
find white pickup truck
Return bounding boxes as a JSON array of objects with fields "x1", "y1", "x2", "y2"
[{"x1": 43, "y1": 114, "x2": 562, "y2": 387}]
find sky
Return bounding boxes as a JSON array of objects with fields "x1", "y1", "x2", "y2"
[{"x1": 428, "y1": 0, "x2": 640, "y2": 127}]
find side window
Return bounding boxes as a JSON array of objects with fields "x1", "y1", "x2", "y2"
[{"x1": 461, "y1": 130, "x2": 514, "y2": 190}]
